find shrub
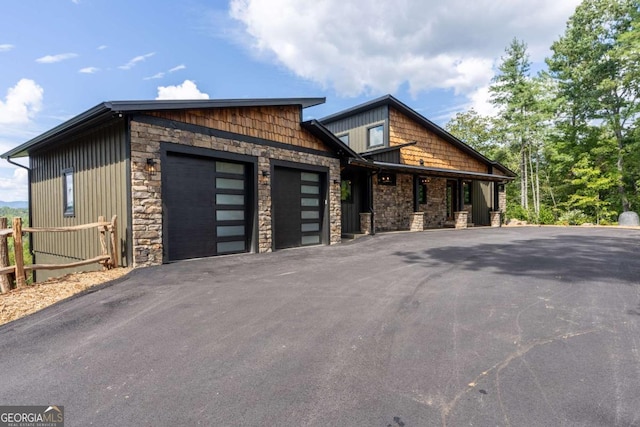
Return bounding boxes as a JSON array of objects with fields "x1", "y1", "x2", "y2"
[
  {"x1": 557, "y1": 209, "x2": 590, "y2": 225},
  {"x1": 537, "y1": 206, "x2": 555, "y2": 225}
]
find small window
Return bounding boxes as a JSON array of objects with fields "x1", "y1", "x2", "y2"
[
  {"x1": 63, "y1": 168, "x2": 74, "y2": 217},
  {"x1": 338, "y1": 134, "x2": 349, "y2": 146},
  {"x1": 419, "y1": 178, "x2": 428, "y2": 204},
  {"x1": 341, "y1": 180, "x2": 353, "y2": 202},
  {"x1": 463, "y1": 181, "x2": 472, "y2": 204},
  {"x1": 368, "y1": 125, "x2": 384, "y2": 147}
]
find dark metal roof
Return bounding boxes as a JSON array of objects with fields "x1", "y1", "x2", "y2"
[
  {"x1": 348, "y1": 158, "x2": 515, "y2": 182},
  {"x1": 301, "y1": 120, "x2": 363, "y2": 160},
  {"x1": 1, "y1": 98, "x2": 326, "y2": 159},
  {"x1": 320, "y1": 94, "x2": 516, "y2": 178},
  {"x1": 361, "y1": 141, "x2": 417, "y2": 157}
]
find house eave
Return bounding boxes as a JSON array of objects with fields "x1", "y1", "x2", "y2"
[
  {"x1": 1, "y1": 97, "x2": 327, "y2": 159},
  {"x1": 301, "y1": 120, "x2": 363, "y2": 160},
  {"x1": 348, "y1": 158, "x2": 515, "y2": 182},
  {"x1": 320, "y1": 94, "x2": 516, "y2": 178}
]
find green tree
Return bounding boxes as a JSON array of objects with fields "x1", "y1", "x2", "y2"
[
  {"x1": 445, "y1": 109, "x2": 504, "y2": 160},
  {"x1": 547, "y1": 0, "x2": 640, "y2": 213},
  {"x1": 490, "y1": 38, "x2": 546, "y2": 215}
]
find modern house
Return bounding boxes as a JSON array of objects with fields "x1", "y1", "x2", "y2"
[
  {"x1": 1, "y1": 98, "x2": 360, "y2": 280},
  {"x1": 1, "y1": 95, "x2": 514, "y2": 281},
  {"x1": 320, "y1": 95, "x2": 515, "y2": 235}
]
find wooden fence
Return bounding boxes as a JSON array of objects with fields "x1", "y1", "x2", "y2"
[{"x1": 0, "y1": 215, "x2": 118, "y2": 293}]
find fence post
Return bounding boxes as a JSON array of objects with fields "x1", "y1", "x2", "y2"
[
  {"x1": 13, "y1": 217, "x2": 26, "y2": 287},
  {"x1": 98, "y1": 216, "x2": 108, "y2": 269},
  {"x1": 109, "y1": 215, "x2": 119, "y2": 268},
  {"x1": 0, "y1": 217, "x2": 11, "y2": 293}
]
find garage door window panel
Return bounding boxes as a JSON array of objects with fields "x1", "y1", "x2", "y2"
[{"x1": 300, "y1": 172, "x2": 322, "y2": 246}]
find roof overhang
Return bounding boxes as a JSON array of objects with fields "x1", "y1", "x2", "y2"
[
  {"x1": 321, "y1": 94, "x2": 516, "y2": 178},
  {"x1": 361, "y1": 141, "x2": 417, "y2": 157},
  {"x1": 1, "y1": 97, "x2": 326, "y2": 159},
  {"x1": 301, "y1": 120, "x2": 363, "y2": 160},
  {"x1": 348, "y1": 158, "x2": 515, "y2": 182}
]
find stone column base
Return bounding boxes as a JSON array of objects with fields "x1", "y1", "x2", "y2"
[
  {"x1": 360, "y1": 213, "x2": 372, "y2": 235},
  {"x1": 410, "y1": 212, "x2": 425, "y2": 231},
  {"x1": 454, "y1": 211, "x2": 468, "y2": 229},
  {"x1": 490, "y1": 211, "x2": 502, "y2": 227}
]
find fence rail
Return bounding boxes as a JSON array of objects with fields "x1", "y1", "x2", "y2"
[{"x1": 0, "y1": 215, "x2": 118, "y2": 293}]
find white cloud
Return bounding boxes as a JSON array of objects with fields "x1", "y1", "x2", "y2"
[
  {"x1": 0, "y1": 167, "x2": 28, "y2": 202},
  {"x1": 79, "y1": 66, "x2": 99, "y2": 74},
  {"x1": 0, "y1": 44, "x2": 14, "y2": 52},
  {"x1": 229, "y1": 0, "x2": 580, "y2": 98},
  {"x1": 467, "y1": 85, "x2": 498, "y2": 117},
  {"x1": 0, "y1": 79, "x2": 44, "y2": 125},
  {"x1": 36, "y1": 52, "x2": 78, "y2": 64},
  {"x1": 169, "y1": 64, "x2": 186, "y2": 73},
  {"x1": 97, "y1": 45, "x2": 108, "y2": 50},
  {"x1": 118, "y1": 52, "x2": 155, "y2": 70},
  {"x1": 144, "y1": 72, "x2": 165, "y2": 80},
  {"x1": 156, "y1": 80, "x2": 209, "y2": 100},
  {"x1": 0, "y1": 166, "x2": 28, "y2": 202}
]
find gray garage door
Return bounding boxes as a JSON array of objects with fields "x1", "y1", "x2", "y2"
[
  {"x1": 164, "y1": 152, "x2": 250, "y2": 261},
  {"x1": 273, "y1": 167, "x2": 324, "y2": 249}
]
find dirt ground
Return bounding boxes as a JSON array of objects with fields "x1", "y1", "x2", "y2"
[{"x1": 0, "y1": 268, "x2": 131, "y2": 326}]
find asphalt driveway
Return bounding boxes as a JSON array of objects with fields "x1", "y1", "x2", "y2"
[{"x1": 1, "y1": 227, "x2": 639, "y2": 426}]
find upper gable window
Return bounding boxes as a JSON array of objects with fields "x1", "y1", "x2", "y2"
[
  {"x1": 338, "y1": 133, "x2": 349, "y2": 146},
  {"x1": 368, "y1": 125, "x2": 384, "y2": 148}
]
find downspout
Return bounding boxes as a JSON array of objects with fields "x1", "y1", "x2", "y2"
[{"x1": 6, "y1": 156, "x2": 34, "y2": 281}]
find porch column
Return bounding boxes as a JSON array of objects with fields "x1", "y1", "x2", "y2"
[
  {"x1": 454, "y1": 211, "x2": 468, "y2": 229},
  {"x1": 410, "y1": 212, "x2": 425, "y2": 231},
  {"x1": 360, "y1": 213, "x2": 372, "y2": 235}
]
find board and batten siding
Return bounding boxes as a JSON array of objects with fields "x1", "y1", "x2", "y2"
[
  {"x1": 323, "y1": 105, "x2": 388, "y2": 153},
  {"x1": 30, "y1": 120, "x2": 129, "y2": 280},
  {"x1": 471, "y1": 181, "x2": 492, "y2": 226}
]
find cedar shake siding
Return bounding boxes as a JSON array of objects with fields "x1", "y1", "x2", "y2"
[
  {"x1": 147, "y1": 106, "x2": 329, "y2": 153},
  {"x1": 389, "y1": 107, "x2": 488, "y2": 173}
]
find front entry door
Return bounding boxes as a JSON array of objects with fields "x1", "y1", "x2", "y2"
[{"x1": 446, "y1": 180, "x2": 458, "y2": 220}]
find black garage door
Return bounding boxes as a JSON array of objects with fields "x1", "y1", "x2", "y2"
[
  {"x1": 273, "y1": 167, "x2": 324, "y2": 249},
  {"x1": 164, "y1": 152, "x2": 251, "y2": 261}
]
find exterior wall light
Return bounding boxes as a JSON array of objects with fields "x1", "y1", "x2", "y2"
[
  {"x1": 145, "y1": 158, "x2": 157, "y2": 176},
  {"x1": 378, "y1": 172, "x2": 396, "y2": 186}
]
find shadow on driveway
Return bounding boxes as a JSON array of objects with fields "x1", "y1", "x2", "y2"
[{"x1": 392, "y1": 232, "x2": 640, "y2": 284}]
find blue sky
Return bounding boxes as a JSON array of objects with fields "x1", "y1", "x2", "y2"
[{"x1": 0, "y1": 0, "x2": 581, "y2": 201}]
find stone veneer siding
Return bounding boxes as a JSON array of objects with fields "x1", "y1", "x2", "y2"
[
  {"x1": 130, "y1": 119, "x2": 341, "y2": 267},
  {"x1": 499, "y1": 186, "x2": 507, "y2": 213},
  {"x1": 417, "y1": 178, "x2": 447, "y2": 228},
  {"x1": 373, "y1": 175, "x2": 449, "y2": 232},
  {"x1": 373, "y1": 174, "x2": 413, "y2": 231}
]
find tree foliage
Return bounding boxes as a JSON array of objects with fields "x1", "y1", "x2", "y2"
[{"x1": 447, "y1": 0, "x2": 639, "y2": 224}]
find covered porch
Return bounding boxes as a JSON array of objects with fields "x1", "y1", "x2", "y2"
[{"x1": 341, "y1": 158, "x2": 511, "y2": 236}]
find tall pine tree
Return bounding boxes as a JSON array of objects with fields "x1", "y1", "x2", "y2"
[{"x1": 547, "y1": 0, "x2": 640, "y2": 213}]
